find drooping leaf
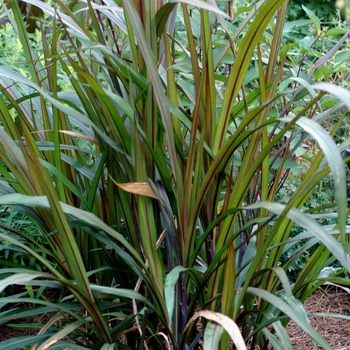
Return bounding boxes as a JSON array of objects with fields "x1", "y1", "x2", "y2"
[{"x1": 184, "y1": 310, "x2": 247, "y2": 350}]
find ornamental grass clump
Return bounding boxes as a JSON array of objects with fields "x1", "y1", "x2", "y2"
[{"x1": 0, "y1": 0, "x2": 350, "y2": 349}]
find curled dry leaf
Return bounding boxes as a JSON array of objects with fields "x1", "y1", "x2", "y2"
[
  {"x1": 108, "y1": 175, "x2": 158, "y2": 199},
  {"x1": 184, "y1": 310, "x2": 247, "y2": 350}
]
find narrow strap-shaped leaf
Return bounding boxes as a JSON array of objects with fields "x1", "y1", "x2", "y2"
[{"x1": 214, "y1": 0, "x2": 285, "y2": 153}]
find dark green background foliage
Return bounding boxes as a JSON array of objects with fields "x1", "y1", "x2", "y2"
[{"x1": 288, "y1": 0, "x2": 337, "y2": 21}]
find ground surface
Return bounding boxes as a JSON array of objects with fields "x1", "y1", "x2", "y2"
[
  {"x1": 287, "y1": 285, "x2": 350, "y2": 350},
  {"x1": 1, "y1": 286, "x2": 350, "y2": 349}
]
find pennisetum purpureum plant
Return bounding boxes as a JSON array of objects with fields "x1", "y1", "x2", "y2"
[{"x1": 0, "y1": 0, "x2": 349, "y2": 349}]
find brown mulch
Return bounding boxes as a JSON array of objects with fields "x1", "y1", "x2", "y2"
[
  {"x1": 287, "y1": 285, "x2": 350, "y2": 350},
  {"x1": 0, "y1": 319, "x2": 39, "y2": 342},
  {"x1": 1, "y1": 286, "x2": 350, "y2": 349},
  {"x1": 0, "y1": 303, "x2": 48, "y2": 343}
]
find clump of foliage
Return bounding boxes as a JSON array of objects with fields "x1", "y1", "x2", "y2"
[
  {"x1": 287, "y1": 0, "x2": 337, "y2": 22},
  {"x1": 0, "y1": 1, "x2": 349, "y2": 349}
]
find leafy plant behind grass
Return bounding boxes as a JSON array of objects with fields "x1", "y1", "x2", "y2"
[{"x1": 0, "y1": 0, "x2": 350, "y2": 349}]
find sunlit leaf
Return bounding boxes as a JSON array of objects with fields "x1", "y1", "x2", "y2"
[
  {"x1": 203, "y1": 322, "x2": 224, "y2": 350},
  {"x1": 164, "y1": 266, "x2": 188, "y2": 326},
  {"x1": 184, "y1": 310, "x2": 247, "y2": 350}
]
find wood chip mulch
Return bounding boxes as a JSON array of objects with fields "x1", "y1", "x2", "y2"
[{"x1": 287, "y1": 285, "x2": 350, "y2": 350}]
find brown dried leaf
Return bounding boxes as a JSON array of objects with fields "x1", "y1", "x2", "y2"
[{"x1": 109, "y1": 175, "x2": 158, "y2": 199}]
